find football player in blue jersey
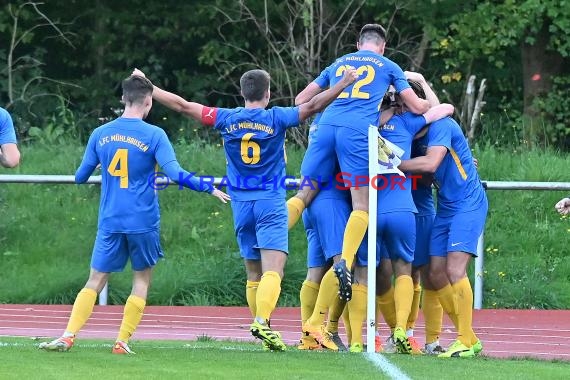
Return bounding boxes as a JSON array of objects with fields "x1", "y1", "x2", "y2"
[
  {"x1": 349, "y1": 77, "x2": 453, "y2": 354},
  {"x1": 298, "y1": 120, "x2": 351, "y2": 352},
  {"x1": 132, "y1": 67, "x2": 358, "y2": 351},
  {"x1": 399, "y1": 114, "x2": 488, "y2": 358},
  {"x1": 39, "y1": 74, "x2": 230, "y2": 354},
  {"x1": 0, "y1": 107, "x2": 20, "y2": 168},
  {"x1": 409, "y1": 137, "x2": 445, "y2": 355},
  {"x1": 286, "y1": 24, "x2": 431, "y2": 304}
]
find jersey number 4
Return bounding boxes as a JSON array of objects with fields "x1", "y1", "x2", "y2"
[
  {"x1": 240, "y1": 133, "x2": 260, "y2": 164},
  {"x1": 108, "y1": 148, "x2": 129, "y2": 188},
  {"x1": 335, "y1": 65, "x2": 376, "y2": 99}
]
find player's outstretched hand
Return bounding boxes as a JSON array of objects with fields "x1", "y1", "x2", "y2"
[
  {"x1": 341, "y1": 67, "x2": 359, "y2": 86},
  {"x1": 555, "y1": 197, "x2": 570, "y2": 215},
  {"x1": 212, "y1": 188, "x2": 231, "y2": 204},
  {"x1": 132, "y1": 68, "x2": 146, "y2": 78},
  {"x1": 404, "y1": 71, "x2": 425, "y2": 83}
]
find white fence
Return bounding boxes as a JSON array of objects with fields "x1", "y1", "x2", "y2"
[{"x1": 1, "y1": 174, "x2": 569, "y2": 308}]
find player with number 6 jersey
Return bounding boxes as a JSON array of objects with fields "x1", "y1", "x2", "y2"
[{"x1": 132, "y1": 67, "x2": 358, "y2": 352}]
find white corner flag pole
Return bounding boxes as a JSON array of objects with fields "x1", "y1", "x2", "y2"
[{"x1": 366, "y1": 125, "x2": 379, "y2": 353}]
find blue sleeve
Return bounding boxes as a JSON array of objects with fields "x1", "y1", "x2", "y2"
[
  {"x1": 401, "y1": 112, "x2": 427, "y2": 135},
  {"x1": 213, "y1": 108, "x2": 233, "y2": 131},
  {"x1": 0, "y1": 109, "x2": 17, "y2": 145},
  {"x1": 389, "y1": 61, "x2": 411, "y2": 94},
  {"x1": 154, "y1": 130, "x2": 213, "y2": 193},
  {"x1": 313, "y1": 65, "x2": 331, "y2": 88},
  {"x1": 75, "y1": 130, "x2": 100, "y2": 183},
  {"x1": 427, "y1": 122, "x2": 452, "y2": 150},
  {"x1": 272, "y1": 106, "x2": 300, "y2": 129}
]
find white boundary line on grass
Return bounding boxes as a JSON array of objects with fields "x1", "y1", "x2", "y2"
[{"x1": 365, "y1": 353, "x2": 412, "y2": 380}]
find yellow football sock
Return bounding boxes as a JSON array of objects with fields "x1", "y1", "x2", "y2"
[
  {"x1": 287, "y1": 197, "x2": 305, "y2": 230},
  {"x1": 341, "y1": 210, "x2": 369, "y2": 269},
  {"x1": 342, "y1": 307, "x2": 352, "y2": 345},
  {"x1": 422, "y1": 289, "x2": 443, "y2": 344},
  {"x1": 246, "y1": 280, "x2": 260, "y2": 318},
  {"x1": 376, "y1": 287, "x2": 396, "y2": 330},
  {"x1": 407, "y1": 283, "x2": 422, "y2": 330},
  {"x1": 326, "y1": 295, "x2": 347, "y2": 334},
  {"x1": 347, "y1": 283, "x2": 367, "y2": 345},
  {"x1": 65, "y1": 288, "x2": 97, "y2": 335},
  {"x1": 255, "y1": 271, "x2": 282, "y2": 321},
  {"x1": 300, "y1": 280, "x2": 320, "y2": 325},
  {"x1": 452, "y1": 277, "x2": 477, "y2": 347},
  {"x1": 117, "y1": 295, "x2": 146, "y2": 343},
  {"x1": 437, "y1": 284, "x2": 459, "y2": 329},
  {"x1": 394, "y1": 275, "x2": 414, "y2": 329},
  {"x1": 307, "y1": 269, "x2": 338, "y2": 327}
]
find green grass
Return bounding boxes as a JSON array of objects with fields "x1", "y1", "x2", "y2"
[
  {"x1": 0, "y1": 141, "x2": 569, "y2": 308},
  {"x1": 0, "y1": 337, "x2": 568, "y2": 379}
]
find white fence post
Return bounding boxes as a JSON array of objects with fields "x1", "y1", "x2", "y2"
[
  {"x1": 99, "y1": 282, "x2": 108, "y2": 306},
  {"x1": 474, "y1": 232, "x2": 484, "y2": 310},
  {"x1": 366, "y1": 126, "x2": 379, "y2": 353}
]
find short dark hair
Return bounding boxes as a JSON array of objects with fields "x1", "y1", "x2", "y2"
[
  {"x1": 240, "y1": 69, "x2": 270, "y2": 102},
  {"x1": 407, "y1": 79, "x2": 426, "y2": 99},
  {"x1": 359, "y1": 24, "x2": 387, "y2": 44},
  {"x1": 122, "y1": 75, "x2": 153, "y2": 105}
]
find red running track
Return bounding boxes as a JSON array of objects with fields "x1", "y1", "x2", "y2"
[{"x1": 1, "y1": 305, "x2": 569, "y2": 361}]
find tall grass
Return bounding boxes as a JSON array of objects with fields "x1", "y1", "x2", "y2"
[{"x1": 0, "y1": 141, "x2": 568, "y2": 308}]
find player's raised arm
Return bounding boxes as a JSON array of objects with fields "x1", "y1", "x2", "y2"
[
  {"x1": 295, "y1": 82, "x2": 323, "y2": 106},
  {"x1": 0, "y1": 108, "x2": 21, "y2": 168},
  {"x1": 399, "y1": 87, "x2": 430, "y2": 115},
  {"x1": 0, "y1": 144, "x2": 20, "y2": 168},
  {"x1": 154, "y1": 129, "x2": 230, "y2": 203},
  {"x1": 75, "y1": 131, "x2": 100, "y2": 183},
  {"x1": 405, "y1": 71, "x2": 440, "y2": 106},
  {"x1": 298, "y1": 68, "x2": 358, "y2": 122},
  {"x1": 398, "y1": 145, "x2": 447, "y2": 174},
  {"x1": 132, "y1": 68, "x2": 204, "y2": 122}
]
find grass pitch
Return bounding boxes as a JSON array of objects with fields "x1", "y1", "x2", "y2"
[{"x1": 0, "y1": 337, "x2": 568, "y2": 380}]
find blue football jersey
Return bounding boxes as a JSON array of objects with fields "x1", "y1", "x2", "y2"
[
  {"x1": 75, "y1": 117, "x2": 210, "y2": 233},
  {"x1": 410, "y1": 136, "x2": 435, "y2": 216},
  {"x1": 0, "y1": 107, "x2": 17, "y2": 145},
  {"x1": 206, "y1": 106, "x2": 299, "y2": 201},
  {"x1": 426, "y1": 117, "x2": 486, "y2": 215},
  {"x1": 376, "y1": 112, "x2": 427, "y2": 213},
  {"x1": 314, "y1": 50, "x2": 410, "y2": 132}
]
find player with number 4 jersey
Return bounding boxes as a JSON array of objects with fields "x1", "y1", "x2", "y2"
[
  {"x1": 132, "y1": 67, "x2": 358, "y2": 352},
  {"x1": 39, "y1": 75, "x2": 229, "y2": 355}
]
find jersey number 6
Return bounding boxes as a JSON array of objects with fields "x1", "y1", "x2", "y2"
[
  {"x1": 108, "y1": 148, "x2": 129, "y2": 188},
  {"x1": 240, "y1": 133, "x2": 260, "y2": 164}
]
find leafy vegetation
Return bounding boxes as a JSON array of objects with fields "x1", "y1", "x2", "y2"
[{"x1": 1, "y1": 1, "x2": 569, "y2": 148}]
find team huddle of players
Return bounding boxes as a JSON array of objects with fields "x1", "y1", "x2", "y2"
[{"x1": 36, "y1": 23, "x2": 490, "y2": 357}]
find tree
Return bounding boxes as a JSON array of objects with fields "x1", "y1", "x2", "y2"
[{"x1": 432, "y1": 0, "x2": 570, "y2": 145}]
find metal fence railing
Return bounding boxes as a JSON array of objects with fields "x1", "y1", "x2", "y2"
[{"x1": 1, "y1": 174, "x2": 569, "y2": 308}]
